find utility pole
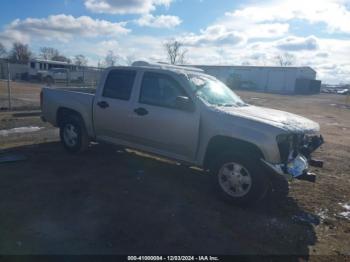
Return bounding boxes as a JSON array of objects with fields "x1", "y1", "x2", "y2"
[{"x1": 7, "y1": 60, "x2": 11, "y2": 111}]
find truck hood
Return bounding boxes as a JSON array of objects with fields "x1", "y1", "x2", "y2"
[{"x1": 215, "y1": 105, "x2": 320, "y2": 133}]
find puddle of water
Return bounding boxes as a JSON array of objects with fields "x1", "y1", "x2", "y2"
[
  {"x1": 0, "y1": 126, "x2": 43, "y2": 136},
  {"x1": 0, "y1": 153, "x2": 27, "y2": 163},
  {"x1": 292, "y1": 212, "x2": 320, "y2": 225}
]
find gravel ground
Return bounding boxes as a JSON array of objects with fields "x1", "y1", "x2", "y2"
[{"x1": 0, "y1": 89, "x2": 349, "y2": 260}]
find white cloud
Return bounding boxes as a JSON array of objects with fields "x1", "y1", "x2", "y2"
[
  {"x1": 1, "y1": 0, "x2": 350, "y2": 84},
  {"x1": 0, "y1": 29, "x2": 30, "y2": 47},
  {"x1": 84, "y1": 0, "x2": 173, "y2": 14},
  {"x1": 181, "y1": 25, "x2": 246, "y2": 46},
  {"x1": 167, "y1": 0, "x2": 349, "y2": 83},
  {"x1": 136, "y1": 14, "x2": 182, "y2": 28},
  {"x1": 188, "y1": 8, "x2": 290, "y2": 43},
  {"x1": 225, "y1": 0, "x2": 350, "y2": 34},
  {"x1": 3, "y1": 15, "x2": 129, "y2": 42},
  {"x1": 275, "y1": 35, "x2": 319, "y2": 51}
]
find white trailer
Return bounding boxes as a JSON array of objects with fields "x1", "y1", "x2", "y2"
[{"x1": 28, "y1": 59, "x2": 84, "y2": 82}]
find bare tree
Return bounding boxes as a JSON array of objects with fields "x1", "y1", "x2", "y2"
[
  {"x1": 39, "y1": 46, "x2": 73, "y2": 63},
  {"x1": 74, "y1": 54, "x2": 88, "y2": 66},
  {"x1": 104, "y1": 50, "x2": 120, "y2": 67},
  {"x1": 39, "y1": 47, "x2": 59, "y2": 60},
  {"x1": 0, "y1": 42, "x2": 6, "y2": 58},
  {"x1": 275, "y1": 53, "x2": 295, "y2": 67},
  {"x1": 97, "y1": 60, "x2": 103, "y2": 68},
  {"x1": 8, "y1": 42, "x2": 32, "y2": 63},
  {"x1": 125, "y1": 55, "x2": 136, "y2": 66},
  {"x1": 51, "y1": 55, "x2": 71, "y2": 63},
  {"x1": 164, "y1": 40, "x2": 187, "y2": 65}
]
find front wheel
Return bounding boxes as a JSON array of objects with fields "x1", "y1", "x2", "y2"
[
  {"x1": 59, "y1": 115, "x2": 89, "y2": 153},
  {"x1": 212, "y1": 153, "x2": 269, "y2": 206}
]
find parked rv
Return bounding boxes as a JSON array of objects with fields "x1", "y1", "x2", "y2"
[{"x1": 28, "y1": 59, "x2": 84, "y2": 83}]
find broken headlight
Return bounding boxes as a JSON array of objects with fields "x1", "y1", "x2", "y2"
[{"x1": 276, "y1": 134, "x2": 294, "y2": 163}]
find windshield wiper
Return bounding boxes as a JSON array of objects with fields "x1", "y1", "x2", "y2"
[
  {"x1": 216, "y1": 104, "x2": 235, "y2": 107},
  {"x1": 216, "y1": 103, "x2": 248, "y2": 107}
]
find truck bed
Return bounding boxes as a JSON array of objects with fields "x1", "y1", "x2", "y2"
[{"x1": 41, "y1": 86, "x2": 96, "y2": 137}]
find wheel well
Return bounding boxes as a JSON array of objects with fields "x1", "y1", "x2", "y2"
[
  {"x1": 203, "y1": 136, "x2": 265, "y2": 170},
  {"x1": 56, "y1": 107, "x2": 83, "y2": 127}
]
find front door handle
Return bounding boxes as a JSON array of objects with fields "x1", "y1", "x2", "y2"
[
  {"x1": 134, "y1": 107, "x2": 148, "y2": 116},
  {"x1": 97, "y1": 101, "x2": 109, "y2": 109}
]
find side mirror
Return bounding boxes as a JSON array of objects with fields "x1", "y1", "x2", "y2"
[{"x1": 175, "y1": 96, "x2": 194, "y2": 112}]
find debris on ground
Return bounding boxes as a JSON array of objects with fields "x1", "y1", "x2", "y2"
[{"x1": 292, "y1": 212, "x2": 320, "y2": 225}]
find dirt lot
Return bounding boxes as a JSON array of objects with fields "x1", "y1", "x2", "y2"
[
  {"x1": 0, "y1": 85, "x2": 350, "y2": 259},
  {"x1": 0, "y1": 80, "x2": 42, "y2": 110},
  {"x1": 0, "y1": 80, "x2": 97, "y2": 111}
]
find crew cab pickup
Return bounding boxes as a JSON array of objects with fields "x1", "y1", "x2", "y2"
[{"x1": 41, "y1": 61, "x2": 324, "y2": 205}]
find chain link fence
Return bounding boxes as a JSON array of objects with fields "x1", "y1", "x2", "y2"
[{"x1": 0, "y1": 60, "x2": 103, "y2": 111}]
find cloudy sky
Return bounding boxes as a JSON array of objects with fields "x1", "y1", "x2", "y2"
[{"x1": 0, "y1": 0, "x2": 349, "y2": 84}]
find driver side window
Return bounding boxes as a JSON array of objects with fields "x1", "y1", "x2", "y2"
[{"x1": 139, "y1": 72, "x2": 186, "y2": 109}]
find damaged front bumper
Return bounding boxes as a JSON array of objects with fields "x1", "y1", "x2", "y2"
[{"x1": 262, "y1": 135, "x2": 324, "y2": 183}]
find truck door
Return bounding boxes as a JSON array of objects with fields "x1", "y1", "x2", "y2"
[
  {"x1": 93, "y1": 69, "x2": 138, "y2": 143},
  {"x1": 130, "y1": 71, "x2": 200, "y2": 161}
]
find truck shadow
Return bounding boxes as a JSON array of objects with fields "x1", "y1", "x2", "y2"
[{"x1": 0, "y1": 142, "x2": 316, "y2": 258}]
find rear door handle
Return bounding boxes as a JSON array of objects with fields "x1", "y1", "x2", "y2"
[
  {"x1": 97, "y1": 101, "x2": 109, "y2": 109},
  {"x1": 134, "y1": 107, "x2": 148, "y2": 116}
]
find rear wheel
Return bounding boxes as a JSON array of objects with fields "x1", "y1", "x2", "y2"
[
  {"x1": 212, "y1": 152, "x2": 269, "y2": 206},
  {"x1": 59, "y1": 115, "x2": 89, "y2": 153}
]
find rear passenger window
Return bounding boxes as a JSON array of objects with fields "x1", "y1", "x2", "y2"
[{"x1": 103, "y1": 70, "x2": 136, "y2": 100}]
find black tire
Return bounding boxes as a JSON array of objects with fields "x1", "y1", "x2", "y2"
[
  {"x1": 267, "y1": 172, "x2": 290, "y2": 199},
  {"x1": 59, "y1": 114, "x2": 89, "y2": 153},
  {"x1": 211, "y1": 152, "x2": 270, "y2": 206}
]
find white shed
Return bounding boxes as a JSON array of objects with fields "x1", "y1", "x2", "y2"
[{"x1": 191, "y1": 65, "x2": 321, "y2": 94}]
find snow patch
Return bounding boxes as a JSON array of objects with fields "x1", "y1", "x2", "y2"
[
  {"x1": 0, "y1": 126, "x2": 43, "y2": 136},
  {"x1": 338, "y1": 203, "x2": 350, "y2": 220},
  {"x1": 317, "y1": 208, "x2": 329, "y2": 222},
  {"x1": 340, "y1": 203, "x2": 350, "y2": 211}
]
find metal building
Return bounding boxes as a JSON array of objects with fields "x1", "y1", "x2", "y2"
[{"x1": 192, "y1": 65, "x2": 321, "y2": 94}]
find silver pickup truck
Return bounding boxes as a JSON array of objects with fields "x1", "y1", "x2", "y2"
[{"x1": 41, "y1": 61, "x2": 324, "y2": 206}]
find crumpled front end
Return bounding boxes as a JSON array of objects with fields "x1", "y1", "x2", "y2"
[{"x1": 262, "y1": 134, "x2": 324, "y2": 182}]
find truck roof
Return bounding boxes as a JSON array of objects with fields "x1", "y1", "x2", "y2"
[{"x1": 131, "y1": 61, "x2": 204, "y2": 74}]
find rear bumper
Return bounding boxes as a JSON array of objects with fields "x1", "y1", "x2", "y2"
[{"x1": 262, "y1": 135, "x2": 324, "y2": 182}]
